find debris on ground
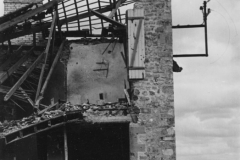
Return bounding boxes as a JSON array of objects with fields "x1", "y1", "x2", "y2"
[{"x1": 0, "y1": 101, "x2": 130, "y2": 137}]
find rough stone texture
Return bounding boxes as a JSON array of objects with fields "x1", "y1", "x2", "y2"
[
  {"x1": 130, "y1": 0, "x2": 176, "y2": 160},
  {"x1": 3, "y1": 0, "x2": 43, "y2": 45}
]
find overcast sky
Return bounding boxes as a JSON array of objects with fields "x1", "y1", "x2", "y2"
[{"x1": 0, "y1": 0, "x2": 239, "y2": 160}]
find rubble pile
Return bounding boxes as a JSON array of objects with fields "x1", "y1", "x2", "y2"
[{"x1": 0, "y1": 102, "x2": 131, "y2": 137}]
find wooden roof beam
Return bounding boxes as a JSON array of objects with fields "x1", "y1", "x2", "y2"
[
  {"x1": 0, "y1": 6, "x2": 113, "y2": 43},
  {"x1": 0, "y1": 0, "x2": 64, "y2": 32}
]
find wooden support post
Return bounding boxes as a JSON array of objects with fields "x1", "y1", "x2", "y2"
[
  {"x1": 35, "y1": 11, "x2": 57, "y2": 104},
  {"x1": 4, "y1": 52, "x2": 44, "y2": 101},
  {"x1": 91, "y1": 10, "x2": 126, "y2": 28},
  {"x1": 64, "y1": 125, "x2": 68, "y2": 160}
]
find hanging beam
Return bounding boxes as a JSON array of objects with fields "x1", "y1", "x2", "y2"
[
  {"x1": 0, "y1": 0, "x2": 63, "y2": 32},
  {"x1": 4, "y1": 52, "x2": 44, "y2": 101},
  {"x1": 0, "y1": 47, "x2": 34, "y2": 84},
  {"x1": 35, "y1": 11, "x2": 57, "y2": 103},
  {"x1": 90, "y1": 10, "x2": 125, "y2": 28},
  {"x1": 0, "y1": 6, "x2": 113, "y2": 43},
  {"x1": 108, "y1": 0, "x2": 126, "y2": 18}
]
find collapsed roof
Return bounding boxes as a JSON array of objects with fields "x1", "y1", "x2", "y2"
[{"x1": 0, "y1": 0, "x2": 134, "y2": 43}]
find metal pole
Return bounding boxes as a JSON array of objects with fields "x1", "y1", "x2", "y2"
[{"x1": 204, "y1": 1, "x2": 208, "y2": 57}]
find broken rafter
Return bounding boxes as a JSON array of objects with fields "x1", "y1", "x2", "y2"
[
  {"x1": 0, "y1": 0, "x2": 63, "y2": 32},
  {"x1": 0, "y1": 47, "x2": 34, "y2": 84},
  {"x1": 4, "y1": 51, "x2": 44, "y2": 101},
  {"x1": 90, "y1": 9, "x2": 126, "y2": 28},
  {"x1": 108, "y1": 0, "x2": 126, "y2": 18},
  {"x1": 35, "y1": 11, "x2": 57, "y2": 103}
]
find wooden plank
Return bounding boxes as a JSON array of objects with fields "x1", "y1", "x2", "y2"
[
  {"x1": 108, "y1": 0, "x2": 126, "y2": 18},
  {"x1": 0, "y1": 0, "x2": 63, "y2": 32},
  {"x1": 0, "y1": 47, "x2": 34, "y2": 84},
  {"x1": 35, "y1": 11, "x2": 57, "y2": 103},
  {"x1": 127, "y1": 9, "x2": 145, "y2": 79},
  {"x1": 90, "y1": 10, "x2": 126, "y2": 28},
  {"x1": 0, "y1": 6, "x2": 113, "y2": 43},
  {"x1": 129, "y1": 19, "x2": 142, "y2": 67},
  {"x1": 4, "y1": 52, "x2": 44, "y2": 101}
]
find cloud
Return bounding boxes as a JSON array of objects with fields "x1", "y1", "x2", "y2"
[{"x1": 173, "y1": 0, "x2": 240, "y2": 160}]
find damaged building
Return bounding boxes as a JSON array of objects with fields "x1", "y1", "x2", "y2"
[{"x1": 0, "y1": 0, "x2": 177, "y2": 159}]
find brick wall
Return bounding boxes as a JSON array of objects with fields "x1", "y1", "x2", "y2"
[
  {"x1": 3, "y1": 0, "x2": 43, "y2": 45},
  {"x1": 129, "y1": 0, "x2": 176, "y2": 160}
]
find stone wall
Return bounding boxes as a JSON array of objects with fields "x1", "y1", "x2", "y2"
[
  {"x1": 129, "y1": 0, "x2": 176, "y2": 160},
  {"x1": 3, "y1": 0, "x2": 43, "y2": 45}
]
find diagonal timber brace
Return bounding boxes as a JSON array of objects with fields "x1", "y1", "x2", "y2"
[
  {"x1": 90, "y1": 9, "x2": 126, "y2": 28},
  {"x1": 4, "y1": 51, "x2": 44, "y2": 101},
  {"x1": 35, "y1": 40, "x2": 66, "y2": 107},
  {"x1": 35, "y1": 11, "x2": 57, "y2": 103}
]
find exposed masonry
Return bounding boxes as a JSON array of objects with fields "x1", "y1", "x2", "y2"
[
  {"x1": 3, "y1": 0, "x2": 43, "y2": 45},
  {"x1": 130, "y1": 0, "x2": 176, "y2": 160}
]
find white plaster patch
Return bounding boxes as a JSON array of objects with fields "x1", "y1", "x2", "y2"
[
  {"x1": 162, "y1": 149, "x2": 174, "y2": 156},
  {"x1": 137, "y1": 134, "x2": 146, "y2": 144}
]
